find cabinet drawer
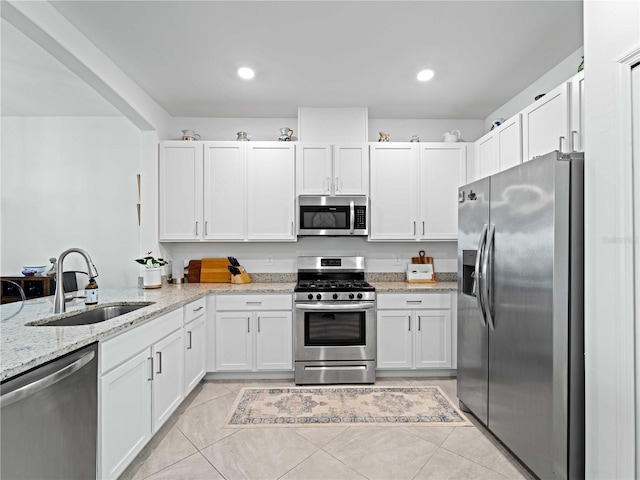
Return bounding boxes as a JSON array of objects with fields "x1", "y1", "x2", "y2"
[
  {"x1": 216, "y1": 294, "x2": 292, "y2": 311},
  {"x1": 184, "y1": 297, "x2": 207, "y2": 324},
  {"x1": 100, "y1": 308, "x2": 183, "y2": 374},
  {"x1": 376, "y1": 293, "x2": 450, "y2": 310}
]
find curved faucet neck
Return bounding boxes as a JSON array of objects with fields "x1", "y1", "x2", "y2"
[{"x1": 53, "y1": 248, "x2": 99, "y2": 314}]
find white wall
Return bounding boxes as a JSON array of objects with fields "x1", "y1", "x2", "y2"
[
  {"x1": 583, "y1": 1, "x2": 640, "y2": 478},
  {"x1": 1, "y1": 116, "x2": 142, "y2": 287},
  {"x1": 160, "y1": 237, "x2": 457, "y2": 276},
  {"x1": 484, "y1": 47, "x2": 584, "y2": 132}
]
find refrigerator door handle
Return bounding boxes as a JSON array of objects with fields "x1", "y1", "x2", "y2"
[
  {"x1": 482, "y1": 223, "x2": 496, "y2": 331},
  {"x1": 475, "y1": 224, "x2": 488, "y2": 327}
]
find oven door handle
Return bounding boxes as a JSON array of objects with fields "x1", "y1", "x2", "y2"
[{"x1": 295, "y1": 302, "x2": 375, "y2": 311}]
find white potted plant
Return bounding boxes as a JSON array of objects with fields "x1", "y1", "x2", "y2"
[{"x1": 135, "y1": 251, "x2": 168, "y2": 289}]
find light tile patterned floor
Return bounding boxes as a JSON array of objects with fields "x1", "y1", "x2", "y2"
[{"x1": 119, "y1": 378, "x2": 536, "y2": 480}]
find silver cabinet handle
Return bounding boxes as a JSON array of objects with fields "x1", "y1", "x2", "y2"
[
  {"x1": 291, "y1": 221, "x2": 294, "y2": 236},
  {"x1": 326, "y1": 176, "x2": 331, "y2": 193},
  {"x1": 475, "y1": 224, "x2": 488, "y2": 328},
  {"x1": 408, "y1": 316, "x2": 411, "y2": 331},
  {"x1": 156, "y1": 351, "x2": 162, "y2": 374},
  {"x1": 247, "y1": 317, "x2": 250, "y2": 333},
  {"x1": 559, "y1": 136, "x2": 565, "y2": 153},
  {"x1": 246, "y1": 301, "x2": 262, "y2": 306},
  {"x1": 413, "y1": 221, "x2": 416, "y2": 236},
  {"x1": 422, "y1": 221, "x2": 425, "y2": 236},
  {"x1": 148, "y1": 357, "x2": 154, "y2": 381},
  {"x1": 482, "y1": 224, "x2": 496, "y2": 331},
  {"x1": 195, "y1": 221, "x2": 199, "y2": 236},
  {"x1": 571, "y1": 130, "x2": 579, "y2": 152},
  {"x1": 187, "y1": 331, "x2": 192, "y2": 350},
  {"x1": 418, "y1": 316, "x2": 421, "y2": 331},
  {"x1": 0, "y1": 350, "x2": 95, "y2": 408},
  {"x1": 335, "y1": 177, "x2": 340, "y2": 193},
  {"x1": 193, "y1": 306, "x2": 204, "y2": 312},
  {"x1": 406, "y1": 300, "x2": 422, "y2": 304},
  {"x1": 205, "y1": 221, "x2": 209, "y2": 236},
  {"x1": 258, "y1": 316, "x2": 261, "y2": 332}
]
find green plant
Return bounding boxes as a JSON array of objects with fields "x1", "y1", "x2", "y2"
[{"x1": 135, "y1": 251, "x2": 168, "y2": 268}]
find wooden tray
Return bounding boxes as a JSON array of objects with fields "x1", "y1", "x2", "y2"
[
  {"x1": 200, "y1": 258, "x2": 231, "y2": 283},
  {"x1": 187, "y1": 260, "x2": 201, "y2": 283}
]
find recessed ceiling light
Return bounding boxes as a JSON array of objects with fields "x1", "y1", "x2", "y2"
[
  {"x1": 417, "y1": 69, "x2": 435, "y2": 82},
  {"x1": 237, "y1": 67, "x2": 255, "y2": 80}
]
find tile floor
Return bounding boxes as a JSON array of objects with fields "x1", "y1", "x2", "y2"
[{"x1": 120, "y1": 378, "x2": 536, "y2": 480}]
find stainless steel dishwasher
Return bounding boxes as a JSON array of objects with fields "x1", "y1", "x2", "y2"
[{"x1": 1, "y1": 342, "x2": 98, "y2": 480}]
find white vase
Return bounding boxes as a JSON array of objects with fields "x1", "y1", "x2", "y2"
[{"x1": 142, "y1": 267, "x2": 162, "y2": 289}]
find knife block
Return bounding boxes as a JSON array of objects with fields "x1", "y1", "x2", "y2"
[{"x1": 231, "y1": 266, "x2": 252, "y2": 284}]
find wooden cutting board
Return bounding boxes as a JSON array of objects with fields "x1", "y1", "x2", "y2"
[
  {"x1": 200, "y1": 258, "x2": 232, "y2": 283},
  {"x1": 187, "y1": 260, "x2": 201, "y2": 283}
]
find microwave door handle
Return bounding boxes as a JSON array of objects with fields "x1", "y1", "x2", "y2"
[{"x1": 350, "y1": 200, "x2": 355, "y2": 235}]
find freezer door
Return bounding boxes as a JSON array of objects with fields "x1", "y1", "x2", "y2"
[
  {"x1": 457, "y1": 177, "x2": 490, "y2": 425},
  {"x1": 487, "y1": 152, "x2": 570, "y2": 479}
]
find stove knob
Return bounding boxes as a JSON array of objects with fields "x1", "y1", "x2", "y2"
[
  {"x1": 307, "y1": 294, "x2": 313, "y2": 300},
  {"x1": 333, "y1": 293, "x2": 339, "y2": 300},
  {"x1": 349, "y1": 293, "x2": 355, "y2": 299},
  {"x1": 357, "y1": 293, "x2": 363, "y2": 299},
  {"x1": 316, "y1": 294, "x2": 322, "y2": 300}
]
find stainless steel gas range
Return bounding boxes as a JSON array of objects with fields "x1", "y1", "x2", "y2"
[{"x1": 294, "y1": 256, "x2": 376, "y2": 385}]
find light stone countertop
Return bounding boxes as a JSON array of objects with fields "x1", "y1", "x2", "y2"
[{"x1": 0, "y1": 279, "x2": 456, "y2": 381}]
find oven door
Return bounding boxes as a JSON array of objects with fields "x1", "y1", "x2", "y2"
[{"x1": 294, "y1": 302, "x2": 376, "y2": 362}]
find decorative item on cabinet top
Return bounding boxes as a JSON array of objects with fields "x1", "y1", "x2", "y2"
[
  {"x1": 410, "y1": 135, "x2": 420, "y2": 142},
  {"x1": 181, "y1": 129, "x2": 200, "y2": 141},
  {"x1": 378, "y1": 131, "x2": 390, "y2": 142},
  {"x1": 236, "y1": 131, "x2": 249, "y2": 141},
  {"x1": 442, "y1": 130, "x2": 461, "y2": 142},
  {"x1": 278, "y1": 127, "x2": 294, "y2": 141},
  {"x1": 490, "y1": 119, "x2": 505, "y2": 131}
]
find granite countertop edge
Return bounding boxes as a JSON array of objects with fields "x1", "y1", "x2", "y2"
[{"x1": 1, "y1": 279, "x2": 456, "y2": 381}]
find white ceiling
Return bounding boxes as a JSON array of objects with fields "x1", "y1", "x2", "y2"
[{"x1": 3, "y1": 1, "x2": 584, "y2": 120}]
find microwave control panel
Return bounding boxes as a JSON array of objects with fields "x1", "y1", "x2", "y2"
[{"x1": 354, "y1": 206, "x2": 367, "y2": 229}]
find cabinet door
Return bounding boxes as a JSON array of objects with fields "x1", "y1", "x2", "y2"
[
  {"x1": 497, "y1": 114, "x2": 522, "y2": 171},
  {"x1": 334, "y1": 143, "x2": 369, "y2": 195},
  {"x1": 521, "y1": 82, "x2": 570, "y2": 161},
  {"x1": 369, "y1": 144, "x2": 419, "y2": 240},
  {"x1": 376, "y1": 310, "x2": 413, "y2": 369},
  {"x1": 151, "y1": 329, "x2": 184, "y2": 432},
  {"x1": 570, "y1": 71, "x2": 585, "y2": 152},
  {"x1": 247, "y1": 143, "x2": 296, "y2": 240},
  {"x1": 184, "y1": 315, "x2": 206, "y2": 394},
  {"x1": 215, "y1": 311, "x2": 253, "y2": 370},
  {"x1": 414, "y1": 310, "x2": 452, "y2": 368},
  {"x1": 418, "y1": 143, "x2": 466, "y2": 240},
  {"x1": 256, "y1": 311, "x2": 293, "y2": 370},
  {"x1": 476, "y1": 132, "x2": 498, "y2": 179},
  {"x1": 203, "y1": 143, "x2": 246, "y2": 240},
  {"x1": 100, "y1": 349, "x2": 152, "y2": 480},
  {"x1": 159, "y1": 142, "x2": 203, "y2": 241},
  {"x1": 296, "y1": 143, "x2": 332, "y2": 195}
]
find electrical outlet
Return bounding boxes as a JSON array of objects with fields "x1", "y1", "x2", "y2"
[
  {"x1": 266, "y1": 255, "x2": 274, "y2": 266},
  {"x1": 393, "y1": 255, "x2": 401, "y2": 266}
]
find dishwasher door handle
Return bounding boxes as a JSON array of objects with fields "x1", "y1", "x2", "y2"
[{"x1": 0, "y1": 350, "x2": 95, "y2": 408}]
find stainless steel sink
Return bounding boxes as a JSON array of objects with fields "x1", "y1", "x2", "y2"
[{"x1": 34, "y1": 302, "x2": 155, "y2": 326}]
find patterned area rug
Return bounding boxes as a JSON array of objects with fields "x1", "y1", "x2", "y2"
[{"x1": 226, "y1": 386, "x2": 471, "y2": 427}]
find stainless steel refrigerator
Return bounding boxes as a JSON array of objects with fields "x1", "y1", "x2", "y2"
[{"x1": 457, "y1": 150, "x2": 584, "y2": 480}]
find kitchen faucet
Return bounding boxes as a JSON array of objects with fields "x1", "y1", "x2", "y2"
[{"x1": 53, "y1": 248, "x2": 99, "y2": 313}]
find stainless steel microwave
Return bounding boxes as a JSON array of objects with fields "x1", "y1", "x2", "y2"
[{"x1": 298, "y1": 196, "x2": 368, "y2": 236}]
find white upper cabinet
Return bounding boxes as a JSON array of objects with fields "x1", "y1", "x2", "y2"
[
  {"x1": 370, "y1": 142, "x2": 467, "y2": 241},
  {"x1": 203, "y1": 143, "x2": 245, "y2": 240},
  {"x1": 569, "y1": 71, "x2": 585, "y2": 152},
  {"x1": 418, "y1": 143, "x2": 467, "y2": 240},
  {"x1": 247, "y1": 142, "x2": 296, "y2": 241},
  {"x1": 296, "y1": 143, "x2": 368, "y2": 196},
  {"x1": 159, "y1": 142, "x2": 203, "y2": 241},
  {"x1": 159, "y1": 141, "x2": 296, "y2": 242},
  {"x1": 476, "y1": 131, "x2": 499, "y2": 179},
  {"x1": 474, "y1": 114, "x2": 522, "y2": 182},
  {"x1": 521, "y1": 82, "x2": 570, "y2": 161},
  {"x1": 369, "y1": 143, "x2": 419, "y2": 240}
]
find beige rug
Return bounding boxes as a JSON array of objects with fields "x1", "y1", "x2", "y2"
[{"x1": 226, "y1": 386, "x2": 471, "y2": 428}]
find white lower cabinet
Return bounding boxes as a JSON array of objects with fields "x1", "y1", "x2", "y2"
[
  {"x1": 376, "y1": 293, "x2": 452, "y2": 370},
  {"x1": 215, "y1": 294, "x2": 293, "y2": 371},
  {"x1": 183, "y1": 298, "x2": 207, "y2": 393},
  {"x1": 99, "y1": 309, "x2": 184, "y2": 480}
]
